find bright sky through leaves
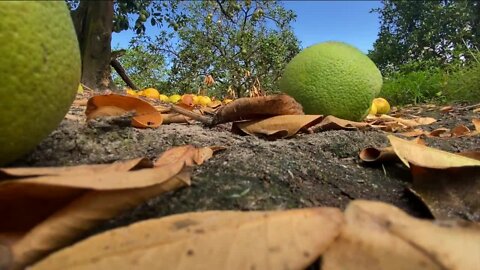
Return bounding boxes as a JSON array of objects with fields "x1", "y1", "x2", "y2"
[{"x1": 112, "y1": 1, "x2": 382, "y2": 53}]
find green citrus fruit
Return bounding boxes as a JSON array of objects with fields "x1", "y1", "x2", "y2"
[
  {"x1": 0, "y1": 2, "x2": 81, "y2": 165},
  {"x1": 279, "y1": 41, "x2": 382, "y2": 121}
]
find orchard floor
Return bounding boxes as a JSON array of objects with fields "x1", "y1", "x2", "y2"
[{"x1": 12, "y1": 102, "x2": 480, "y2": 236}]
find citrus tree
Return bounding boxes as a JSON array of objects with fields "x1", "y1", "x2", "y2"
[
  {"x1": 65, "y1": 0, "x2": 183, "y2": 90},
  {"x1": 146, "y1": 0, "x2": 300, "y2": 97}
]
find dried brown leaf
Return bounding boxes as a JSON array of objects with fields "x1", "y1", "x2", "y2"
[
  {"x1": 398, "y1": 129, "x2": 425, "y2": 137},
  {"x1": 387, "y1": 135, "x2": 480, "y2": 169},
  {"x1": 427, "y1": 127, "x2": 450, "y2": 137},
  {"x1": 0, "y1": 146, "x2": 219, "y2": 269},
  {"x1": 162, "y1": 113, "x2": 192, "y2": 124},
  {"x1": 31, "y1": 208, "x2": 344, "y2": 270},
  {"x1": 211, "y1": 94, "x2": 304, "y2": 125},
  {"x1": 451, "y1": 125, "x2": 471, "y2": 137},
  {"x1": 86, "y1": 94, "x2": 163, "y2": 128},
  {"x1": 323, "y1": 200, "x2": 480, "y2": 270},
  {"x1": 232, "y1": 115, "x2": 323, "y2": 139},
  {"x1": 409, "y1": 164, "x2": 480, "y2": 221},
  {"x1": 312, "y1": 115, "x2": 370, "y2": 131}
]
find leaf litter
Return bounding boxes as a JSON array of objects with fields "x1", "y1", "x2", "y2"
[{"x1": 5, "y1": 94, "x2": 478, "y2": 269}]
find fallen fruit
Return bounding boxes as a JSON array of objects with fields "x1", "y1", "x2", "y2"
[
  {"x1": 168, "y1": 94, "x2": 182, "y2": 104},
  {"x1": 126, "y1": 89, "x2": 137, "y2": 96},
  {"x1": 369, "y1": 102, "x2": 378, "y2": 115},
  {"x1": 279, "y1": 41, "x2": 382, "y2": 121},
  {"x1": 142, "y1": 88, "x2": 160, "y2": 99},
  {"x1": 0, "y1": 1, "x2": 81, "y2": 165},
  {"x1": 372, "y1": 97, "x2": 390, "y2": 114},
  {"x1": 198, "y1": 96, "x2": 212, "y2": 106},
  {"x1": 159, "y1": 94, "x2": 169, "y2": 102}
]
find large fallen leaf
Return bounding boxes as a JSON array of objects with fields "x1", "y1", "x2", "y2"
[
  {"x1": 409, "y1": 164, "x2": 480, "y2": 221},
  {"x1": 85, "y1": 94, "x2": 163, "y2": 128},
  {"x1": 0, "y1": 145, "x2": 218, "y2": 270},
  {"x1": 312, "y1": 115, "x2": 371, "y2": 131},
  {"x1": 232, "y1": 115, "x2": 323, "y2": 139},
  {"x1": 387, "y1": 136, "x2": 480, "y2": 221},
  {"x1": 210, "y1": 94, "x2": 304, "y2": 125},
  {"x1": 323, "y1": 200, "x2": 480, "y2": 270},
  {"x1": 387, "y1": 135, "x2": 480, "y2": 168},
  {"x1": 31, "y1": 208, "x2": 344, "y2": 270}
]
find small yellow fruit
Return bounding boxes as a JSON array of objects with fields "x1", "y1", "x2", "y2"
[
  {"x1": 169, "y1": 94, "x2": 182, "y2": 103},
  {"x1": 137, "y1": 91, "x2": 144, "y2": 96},
  {"x1": 143, "y1": 88, "x2": 160, "y2": 99},
  {"x1": 159, "y1": 94, "x2": 169, "y2": 102},
  {"x1": 372, "y1": 97, "x2": 390, "y2": 114},
  {"x1": 369, "y1": 103, "x2": 378, "y2": 115},
  {"x1": 223, "y1": 98, "x2": 233, "y2": 104},
  {"x1": 198, "y1": 96, "x2": 212, "y2": 106},
  {"x1": 192, "y1": 95, "x2": 200, "y2": 105},
  {"x1": 126, "y1": 89, "x2": 137, "y2": 96}
]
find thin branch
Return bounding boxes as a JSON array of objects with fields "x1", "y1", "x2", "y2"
[
  {"x1": 169, "y1": 104, "x2": 213, "y2": 125},
  {"x1": 215, "y1": 0, "x2": 236, "y2": 24}
]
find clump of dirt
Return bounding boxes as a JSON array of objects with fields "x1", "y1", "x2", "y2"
[{"x1": 10, "y1": 103, "x2": 480, "y2": 235}]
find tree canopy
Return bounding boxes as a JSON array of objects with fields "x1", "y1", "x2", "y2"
[
  {"x1": 369, "y1": 0, "x2": 480, "y2": 74},
  {"x1": 121, "y1": 0, "x2": 300, "y2": 97}
]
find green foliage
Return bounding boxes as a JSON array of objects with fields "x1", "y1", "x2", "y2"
[
  {"x1": 112, "y1": 40, "x2": 168, "y2": 91},
  {"x1": 146, "y1": 0, "x2": 300, "y2": 97},
  {"x1": 380, "y1": 69, "x2": 447, "y2": 105},
  {"x1": 444, "y1": 55, "x2": 480, "y2": 102},
  {"x1": 369, "y1": 0, "x2": 480, "y2": 75},
  {"x1": 66, "y1": 0, "x2": 184, "y2": 35}
]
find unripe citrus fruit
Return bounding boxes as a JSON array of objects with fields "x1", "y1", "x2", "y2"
[
  {"x1": 0, "y1": 2, "x2": 81, "y2": 165},
  {"x1": 279, "y1": 41, "x2": 382, "y2": 121},
  {"x1": 372, "y1": 97, "x2": 390, "y2": 115}
]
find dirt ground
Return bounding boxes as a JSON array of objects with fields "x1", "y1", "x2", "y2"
[{"x1": 10, "y1": 101, "x2": 480, "y2": 237}]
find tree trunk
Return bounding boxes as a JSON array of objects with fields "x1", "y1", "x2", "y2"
[{"x1": 71, "y1": 0, "x2": 116, "y2": 91}]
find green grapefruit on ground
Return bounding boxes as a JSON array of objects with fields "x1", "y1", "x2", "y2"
[
  {"x1": 0, "y1": 2, "x2": 81, "y2": 165},
  {"x1": 279, "y1": 41, "x2": 382, "y2": 121}
]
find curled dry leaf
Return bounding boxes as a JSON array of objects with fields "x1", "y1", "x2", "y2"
[
  {"x1": 359, "y1": 146, "x2": 398, "y2": 164},
  {"x1": 211, "y1": 94, "x2": 304, "y2": 126},
  {"x1": 450, "y1": 125, "x2": 470, "y2": 137},
  {"x1": 31, "y1": 208, "x2": 344, "y2": 270},
  {"x1": 85, "y1": 94, "x2": 163, "y2": 128},
  {"x1": 427, "y1": 127, "x2": 450, "y2": 137},
  {"x1": 359, "y1": 137, "x2": 425, "y2": 164},
  {"x1": 0, "y1": 145, "x2": 219, "y2": 270},
  {"x1": 162, "y1": 113, "x2": 192, "y2": 124},
  {"x1": 232, "y1": 115, "x2": 323, "y2": 139},
  {"x1": 323, "y1": 200, "x2": 480, "y2": 270}
]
